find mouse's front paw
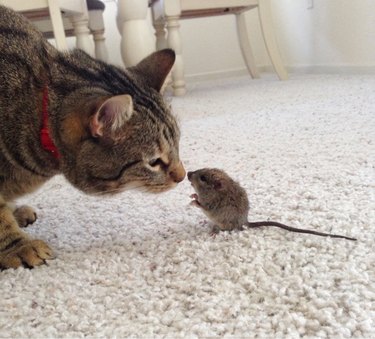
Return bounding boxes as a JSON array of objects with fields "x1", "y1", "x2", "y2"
[
  {"x1": 189, "y1": 193, "x2": 202, "y2": 208},
  {"x1": 190, "y1": 200, "x2": 200, "y2": 207},
  {"x1": 0, "y1": 238, "x2": 54, "y2": 269}
]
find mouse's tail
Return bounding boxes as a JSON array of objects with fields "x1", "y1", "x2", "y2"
[{"x1": 246, "y1": 221, "x2": 357, "y2": 241}]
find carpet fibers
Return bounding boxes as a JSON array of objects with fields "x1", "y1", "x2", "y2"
[{"x1": 0, "y1": 74, "x2": 374, "y2": 338}]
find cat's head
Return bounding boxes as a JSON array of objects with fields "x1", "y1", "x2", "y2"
[{"x1": 58, "y1": 49, "x2": 185, "y2": 195}]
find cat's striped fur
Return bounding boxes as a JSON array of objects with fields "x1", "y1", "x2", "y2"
[{"x1": 0, "y1": 5, "x2": 185, "y2": 269}]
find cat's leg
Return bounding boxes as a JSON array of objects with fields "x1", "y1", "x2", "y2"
[
  {"x1": 0, "y1": 196, "x2": 53, "y2": 269},
  {"x1": 13, "y1": 205, "x2": 37, "y2": 228},
  {"x1": 7, "y1": 202, "x2": 38, "y2": 227}
]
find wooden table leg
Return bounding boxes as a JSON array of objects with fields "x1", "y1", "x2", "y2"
[
  {"x1": 116, "y1": 0, "x2": 155, "y2": 67},
  {"x1": 258, "y1": 0, "x2": 288, "y2": 80}
]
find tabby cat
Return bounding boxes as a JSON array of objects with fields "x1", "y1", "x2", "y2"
[{"x1": 0, "y1": 5, "x2": 185, "y2": 269}]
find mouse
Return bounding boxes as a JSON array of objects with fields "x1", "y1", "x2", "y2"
[{"x1": 187, "y1": 168, "x2": 357, "y2": 241}]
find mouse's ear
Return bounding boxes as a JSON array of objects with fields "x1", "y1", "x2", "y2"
[{"x1": 213, "y1": 179, "x2": 222, "y2": 190}]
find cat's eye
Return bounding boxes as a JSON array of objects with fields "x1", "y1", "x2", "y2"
[
  {"x1": 149, "y1": 158, "x2": 164, "y2": 167},
  {"x1": 200, "y1": 175, "x2": 207, "y2": 182}
]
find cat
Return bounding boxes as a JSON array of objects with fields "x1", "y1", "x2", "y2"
[{"x1": 0, "y1": 5, "x2": 185, "y2": 269}]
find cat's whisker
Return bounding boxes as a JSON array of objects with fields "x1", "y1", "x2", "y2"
[
  {"x1": 88, "y1": 181, "x2": 148, "y2": 196},
  {"x1": 89, "y1": 189, "x2": 122, "y2": 197}
]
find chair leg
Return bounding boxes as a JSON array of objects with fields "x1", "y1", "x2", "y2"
[
  {"x1": 47, "y1": 0, "x2": 68, "y2": 50},
  {"x1": 70, "y1": 12, "x2": 94, "y2": 57},
  {"x1": 153, "y1": 20, "x2": 168, "y2": 51},
  {"x1": 93, "y1": 30, "x2": 108, "y2": 61},
  {"x1": 89, "y1": 10, "x2": 108, "y2": 61},
  {"x1": 258, "y1": 0, "x2": 288, "y2": 80},
  {"x1": 166, "y1": 15, "x2": 186, "y2": 96},
  {"x1": 235, "y1": 12, "x2": 260, "y2": 79},
  {"x1": 116, "y1": 0, "x2": 155, "y2": 67}
]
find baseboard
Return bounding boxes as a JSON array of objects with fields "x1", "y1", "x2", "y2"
[
  {"x1": 262, "y1": 64, "x2": 375, "y2": 75},
  {"x1": 185, "y1": 64, "x2": 375, "y2": 82},
  {"x1": 185, "y1": 68, "x2": 249, "y2": 83}
]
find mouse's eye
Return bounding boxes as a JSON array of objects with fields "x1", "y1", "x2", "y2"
[{"x1": 200, "y1": 175, "x2": 207, "y2": 182}]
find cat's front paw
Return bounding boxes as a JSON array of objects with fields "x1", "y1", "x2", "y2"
[
  {"x1": 13, "y1": 205, "x2": 37, "y2": 227},
  {"x1": 0, "y1": 238, "x2": 54, "y2": 269}
]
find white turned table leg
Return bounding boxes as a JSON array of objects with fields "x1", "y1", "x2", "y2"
[
  {"x1": 236, "y1": 12, "x2": 260, "y2": 79},
  {"x1": 93, "y1": 31, "x2": 108, "y2": 61},
  {"x1": 89, "y1": 9, "x2": 108, "y2": 61},
  {"x1": 153, "y1": 19, "x2": 172, "y2": 93},
  {"x1": 47, "y1": 0, "x2": 68, "y2": 50},
  {"x1": 70, "y1": 8, "x2": 94, "y2": 57},
  {"x1": 258, "y1": 0, "x2": 288, "y2": 80},
  {"x1": 166, "y1": 15, "x2": 186, "y2": 96},
  {"x1": 116, "y1": 0, "x2": 155, "y2": 67},
  {"x1": 153, "y1": 20, "x2": 167, "y2": 51}
]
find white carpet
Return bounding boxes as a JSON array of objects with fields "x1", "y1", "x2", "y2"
[{"x1": 1, "y1": 74, "x2": 374, "y2": 338}]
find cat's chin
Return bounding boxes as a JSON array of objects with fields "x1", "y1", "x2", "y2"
[
  {"x1": 79, "y1": 180, "x2": 178, "y2": 196},
  {"x1": 140, "y1": 182, "x2": 178, "y2": 194},
  {"x1": 110, "y1": 182, "x2": 177, "y2": 194}
]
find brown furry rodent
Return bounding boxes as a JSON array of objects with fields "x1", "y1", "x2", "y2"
[{"x1": 188, "y1": 168, "x2": 357, "y2": 241}]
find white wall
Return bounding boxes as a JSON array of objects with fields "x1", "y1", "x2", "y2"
[
  {"x1": 270, "y1": 0, "x2": 375, "y2": 72},
  {"x1": 97, "y1": 0, "x2": 375, "y2": 77}
]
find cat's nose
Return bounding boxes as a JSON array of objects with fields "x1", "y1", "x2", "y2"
[{"x1": 170, "y1": 162, "x2": 186, "y2": 183}]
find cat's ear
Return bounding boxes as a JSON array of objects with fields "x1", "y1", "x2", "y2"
[
  {"x1": 131, "y1": 49, "x2": 175, "y2": 92},
  {"x1": 90, "y1": 94, "x2": 133, "y2": 138}
]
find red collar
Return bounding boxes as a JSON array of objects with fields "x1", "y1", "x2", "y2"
[{"x1": 40, "y1": 86, "x2": 60, "y2": 159}]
